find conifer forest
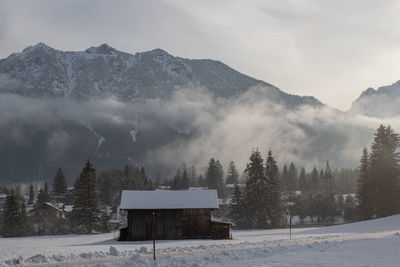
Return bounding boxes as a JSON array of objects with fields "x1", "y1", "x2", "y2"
[{"x1": 1, "y1": 124, "x2": 398, "y2": 236}]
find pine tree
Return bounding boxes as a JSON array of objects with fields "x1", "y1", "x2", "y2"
[
  {"x1": 356, "y1": 147, "x2": 373, "y2": 219},
  {"x1": 36, "y1": 184, "x2": 50, "y2": 206},
  {"x1": 225, "y1": 161, "x2": 239, "y2": 185},
  {"x1": 28, "y1": 183, "x2": 35, "y2": 205},
  {"x1": 172, "y1": 169, "x2": 181, "y2": 190},
  {"x1": 323, "y1": 161, "x2": 333, "y2": 197},
  {"x1": 44, "y1": 181, "x2": 49, "y2": 196},
  {"x1": 53, "y1": 168, "x2": 67, "y2": 195},
  {"x1": 71, "y1": 160, "x2": 101, "y2": 233},
  {"x1": 146, "y1": 178, "x2": 153, "y2": 190},
  {"x1": 369, "y1": 125, "x2": 400, "y2": 217},
  {"x1": 181, "y1": 168, "x2": 189, "y2": 189},
  {"x1": 216, "y1": 160, "x2": 224, "y2": 197},
  {"x1": 2, "y1": 190, "x2": 28, "y2": 237},
  {"x1": 335, "y1": 194, "x2": 345, "y2": 217},
  {"x1": 287, "y1": 162, "x2": 298, "y2": 191},
  {"x1": 99, "y1": 174, "x2": 113, "y2": 206},
  {"x1": 344, "y1": 195, "x2": 356, "y2": 221},
  {"x1": 36, "y1": 188, "x2": 45, "y2": 206},
  {"x1": 265, "y1": 150, "x2": 282, "y2": 228},
  {"x1": 188, "y1": 165, "x2": 197, "y2": 186},
  {"x1": 19, "y1": 200, "x2": 28, "y2": 235},
  {"x1": 310, "y1": 167, "x2": 319, "y2": 192},
  {"x1": 293, "y1": 194, "x2": 307, "y2": 224},
  {"x1": 123, "y1": 165, "x2": 134, "y2": 189},
  {"x1": 323, "y1": 161, "x2": 336, "y2": 222},
  {"x1": 121, "y1": 165, "x2": 150, "y2": 190},
  {"x1": 205, "y1": 158, "x2": 224, "y2": 196},
  {"x1": 99, "y1": 209, "x2": 112, "y2": 233},
  {"x1": 139, "y1": 166, "x2": 149, "y2": 190},
  {"x1": 298, "y1": 167, "x2": 307, "y2": 192},
  {"x1": 319, "y1": 169, "x2": 324, "y2": 189},
  {"x1": 245, "y1": 149, "x2": 268, "y2": 228},
  {"x1": 229, "y1": 183, "x2": 246, "y2": 228},
  {"x1": 281, "y1": 164, "x2": 289, "y2": 191},
  {"x1": 198, "y1": 174, "x2": 205, "y2": 187}
]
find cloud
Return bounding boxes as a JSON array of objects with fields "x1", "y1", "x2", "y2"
[
  {"x1": 161, "y1": 0, "x2": 400, "y2": 110},
  {"x1": 143, "y1": 87, "x2": 383, "y2": 174},
  {"x1": 0, "y1": 85, "x2": 397, "y2": 180}
]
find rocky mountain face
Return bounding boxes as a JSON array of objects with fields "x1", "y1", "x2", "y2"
[
  {"x1": 351, "y1": 81, "x2": 400, "y2": 117},
  {"x1": 0, "y1": 43, "x2": 327, "y2": 183},
  {"x1": 0, "y1": 43, "x2": 321, "y2": 106}
]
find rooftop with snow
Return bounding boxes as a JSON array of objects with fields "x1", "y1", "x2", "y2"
[{"x1": 120, "y1": 190, "x2": 218, "y2": 210}]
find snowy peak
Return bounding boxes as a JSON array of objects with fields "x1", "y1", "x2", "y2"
[
  {"x1": 356, "y1": 81, "x2": 400, "y2": 100},
  {"x1": 359, "y1": 87, "x2": 376, "y2": 98},
  {"x1": 22, "y1": 42, "x2": 54, "y2": 53},
  {"x1": 146, "y1": 48, "x2": 170, "y2": 56},
  {"x1": 85, "y1": 43, "x2": 118, "y2": 55},
  {"x1": 351, "y1": 80, "x2": 400, "y2": 116}
]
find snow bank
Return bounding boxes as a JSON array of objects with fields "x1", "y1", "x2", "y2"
[{"x1": 1, "y1": 214, "x2": 400, "y2": 266}]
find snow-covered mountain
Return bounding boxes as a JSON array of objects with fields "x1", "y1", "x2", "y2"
[
  {"x1": 0, "y1": 43, "x2": 321, "y2": 107},
  {"x1": 0, "y1": 43, "x2": 333, "y2": 183},
  {"x1": 351, "y1": 80, "x2": 400, "y2": 117}
]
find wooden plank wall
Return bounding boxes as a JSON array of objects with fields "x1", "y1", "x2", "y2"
[{"x1": 126, "y1": 209, "x2": 212, "y2": 241}]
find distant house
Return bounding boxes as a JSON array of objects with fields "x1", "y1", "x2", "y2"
[
  {"x1": 119, "y1": 190, "x2": 230, "y2": 241},
  {"x1": 28, "y1": 202, "x2": 68, "y2": 235}
]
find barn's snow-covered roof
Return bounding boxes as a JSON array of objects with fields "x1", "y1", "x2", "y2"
[{"x1": 120, "y1": 190, "x2": 219, "y2": 210}]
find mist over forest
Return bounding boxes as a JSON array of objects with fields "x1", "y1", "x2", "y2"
[{"x1": 0, "y1": 85, "x2": 392, "y2": 183}]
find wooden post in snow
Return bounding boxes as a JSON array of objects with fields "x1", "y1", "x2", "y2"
[{"x1": 152, "y1": 211, "x2": 156, "y2": 260}]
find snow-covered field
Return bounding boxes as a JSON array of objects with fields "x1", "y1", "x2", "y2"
[{"x1": 2, "y1": 215, "x2": 400, "y2": 266}]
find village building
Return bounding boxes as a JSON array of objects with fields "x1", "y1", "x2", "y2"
[
  {"x1": 119, "y1": 190, "x2": 230, "y2": 241},
  {"x1": 28, "y1": 202, "x2": 68, "y2": 235}
]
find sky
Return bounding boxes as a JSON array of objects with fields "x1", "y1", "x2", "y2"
[{"x1": 1, "y1": 0, "x2": 400, "y2": 110}]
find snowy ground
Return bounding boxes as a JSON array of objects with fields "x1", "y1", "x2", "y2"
[{"x1": 1, "y1": 215, "x2": 400, "y2": 266}]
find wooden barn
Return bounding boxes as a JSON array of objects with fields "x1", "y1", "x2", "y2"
[{"x1": 119, "y1": 190, "x2": 230, "y2": 241}]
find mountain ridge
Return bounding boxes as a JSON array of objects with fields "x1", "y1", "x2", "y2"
[
  {"x1": 351, "y1": 80, "x2": 400, "y2": 117},
  {"x1": 0, "y1": 42, "x2": 322, "y2": 107}
]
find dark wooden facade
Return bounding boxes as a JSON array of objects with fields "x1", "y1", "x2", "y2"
[
  {"x1": 122, "y1": 208, "x2": 213, "y2": 241},
  {"x1": 211, "y1": 221, "x2": 231, "y2": 239}
]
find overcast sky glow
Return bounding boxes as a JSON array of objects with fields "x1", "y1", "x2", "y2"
[{"x1": 1, "y1": 0, "x2": 400, "y2": 110}]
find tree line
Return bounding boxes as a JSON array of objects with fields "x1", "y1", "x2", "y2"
[{"x1": 1, "y1": 124, "x2": 398, "y2": 236}]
